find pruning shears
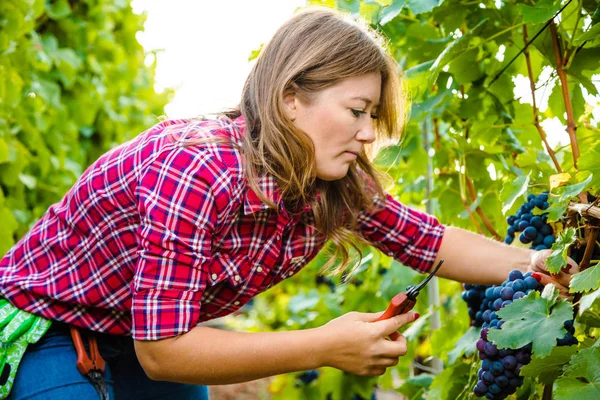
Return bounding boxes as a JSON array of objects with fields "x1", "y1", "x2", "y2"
[{"x1": 375, "y1": 259, "x2": 444, "y2": 340}]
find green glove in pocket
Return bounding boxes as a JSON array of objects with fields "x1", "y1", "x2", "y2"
[{"x1": 0, "y1": 299, "x2": 51, "y2": 399}]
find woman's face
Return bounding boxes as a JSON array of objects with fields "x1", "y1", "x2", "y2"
[{"x1": 284, "y1": 73, "x2": 381, "y2": 181}]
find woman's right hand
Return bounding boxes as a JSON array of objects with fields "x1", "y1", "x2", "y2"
[{"x1": 318, "y1": 311, "x2": 418, "y2": 376}]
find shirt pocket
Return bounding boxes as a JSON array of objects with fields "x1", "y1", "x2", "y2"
[{"x1": 209, "y1": 253, "x2": 271, "y2": 288}]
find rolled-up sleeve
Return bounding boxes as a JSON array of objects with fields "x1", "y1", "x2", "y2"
[
  {"x1": 357, "y1": 193, "x2": 445, "y2": 273},
  {"x1": 133, "y1": 146, "x2": 230, "y2": 340}
]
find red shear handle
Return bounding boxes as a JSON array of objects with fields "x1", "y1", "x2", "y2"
[
  {"x1": 70, "y1": 326, "x2": 106, "y2": 375},
  {"x1": 375, "y1": 292, "x2": 416, "y2": 340}
]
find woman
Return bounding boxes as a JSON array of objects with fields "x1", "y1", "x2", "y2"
[{"x1": 0, "y1": 7, "x2": 576, "y2": 399}]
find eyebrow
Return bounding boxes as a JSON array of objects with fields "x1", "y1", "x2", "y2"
[{"x1": 351, "y1": 96, "x2": 380, "y2": 107}]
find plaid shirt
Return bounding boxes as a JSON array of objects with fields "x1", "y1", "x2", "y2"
[{"x1": 0, "y1": 116, "x2": 445, "y2": 340}]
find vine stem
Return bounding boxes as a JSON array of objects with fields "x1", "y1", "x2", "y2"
[
  {"x1": 523, "y1": 24, "x2": 563, "y2": 173},
  {"x1": 543, "y1": 383, "x2": 553, "y2": 400},
  {"x1": 466, "y1": 177, "x2": 502, "y2": 240},
  {"x1": 549, "y1": 20, "x2": 580, "y2": 169},
  {"x1": 568, "y1": 203, "x2": 600, "y2": 221}
]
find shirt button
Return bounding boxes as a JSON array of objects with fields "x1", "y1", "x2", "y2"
[
  {"x1": 207, "y1": 313, "x2": 212, "y2": 317},
  {"x1": 256, "y1": 267, "x2": 263, "y2": 273},
  {"x1": 234, "y1": 301, "x2": 240, "y2": 306},
  {"x1": 211, "y1": 273, "x2": 217, "y2": 280},
  {"x1": 276, "y1": 235, "x2": 281, "y2": 240},
  {"x1": 234, "y1": 275, "x2": 241, "y2": 282}
]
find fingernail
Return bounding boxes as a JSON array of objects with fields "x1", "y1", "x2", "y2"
[
  {"x1": 414, "y1": 313, "x2": 420, "y2": 320},
  {"x1": 532, "y1": 273, "x2": 542, "y2": 281}
]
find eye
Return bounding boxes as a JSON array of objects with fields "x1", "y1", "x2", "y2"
[
  {"x1": 370, "y1": 114, "x2": 379, "y2": 120},
  {"x1": 351, "y1": 109, "x2": 365, "y2": 118}
]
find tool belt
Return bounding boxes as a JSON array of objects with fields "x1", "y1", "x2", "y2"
[{"x1": 0, "y1": 299, "x2": 108, "y2": 399}]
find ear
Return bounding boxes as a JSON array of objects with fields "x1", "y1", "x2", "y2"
[{"x1": 282, "y1": 89, "x2": 298, "y2": 121}]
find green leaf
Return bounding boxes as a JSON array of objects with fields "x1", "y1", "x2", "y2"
[
  {"x1": 447, "y1": 326, "x2": 479, "y2": 364},
  {"x1": 574, "y1": 22, "x2": 600, "y2": 46},
  {"x1": 379, "y1": 0, "x2": 406, "y2": 25},
  {"x1": 288, "y1": 290, "x2": 320, "y2": 313},
  {"x1": 555, "y1": 347, "x2": 600, "y2": 400},
  {"x1": 579, "y1": 288, "x2": 600, "y2": 314},
  {"x1": 428, "y1": 19, "x2": 487, "y2": 88},
  {"x1": 406, "y1": 0, "x2": 441, "y2": 15},
  {"x1": 577, "y1": 140, "x2": 600, "y2": 190},
  {"x1": 518, "y1": 0, "x2": 562, "y2": 24},
  {"x1": 0, "y1": 138, "x2": 8, "y2": 164},
  {"x1": 398, "y1": 374, "x2": 433, "y2": 399},
  {"x1": 546, "y1": 228, "x2": 577, "y2": 274},
  {"x1": 488, "y1": 288, "x2": 573, "y2": 356},
  {"x1": 500, "y1": 173, "x2": 530, "y2": 215},
  {"x1": 571, "y1": 263, "x2": 600, "y2": 293},
  {"x1": 520, "y1": 345, "x2": 578, "y2": 384},
  {"x1": 424, "y1": 360, "x2": 470, "y2": 400},
  {"x1": 45, "y1": 0, "x2": 71, "y2": 20}
]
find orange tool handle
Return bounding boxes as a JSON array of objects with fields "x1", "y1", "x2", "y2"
[
  {"x1": 70, "y1": 326, "x2": 106, "y2": 375},
  {"x1": 375, "y1": 292, "x2": 416, "y2": 340}
]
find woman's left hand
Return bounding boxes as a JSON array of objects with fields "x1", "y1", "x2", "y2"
[{"x1": 528, "y1": 249, "x2": 579, "y2": 296}]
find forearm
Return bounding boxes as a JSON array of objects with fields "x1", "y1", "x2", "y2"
[
  {"x1": 434, "y1": 226, "x2": 534, "y2": 285},
  {"x1": 134, "y1": 325, "x2": 325, "y2": 385}
]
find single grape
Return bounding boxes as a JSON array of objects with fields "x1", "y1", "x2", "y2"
[
  {"x1": 524, "y1": 276, "x2": 538, "y2": 290},
  {"x1": 530, "y1": 216, "x2": 543, "y2": 229},
  {"x1": 502, "y1": 355, "x2": 517, "y2": 370},
  {"x1": 543, "y1": 235, "x2": 556, "y2": 247},
  {"x1": 508, "y1": 270, "x2": 523, "y2": 281},
  {"x1": 484, "y1": 342, "x2": 498, "y2": 357}
]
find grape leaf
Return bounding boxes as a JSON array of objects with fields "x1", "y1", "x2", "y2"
[
  {"x1": 424, "y1": 360, "x2": 470, "y2": 400},
  {"x1": 447, "y1": 327, "x2": 478, "y2": 364},
  {"x1": 579, "y1": 288, "x2": 600, "y2": 314},
  {"x1": 554, "y1": 171, "x2": 594, "y2": 202},
  {"x1": 428, "y1": 19, "x2": 487, "y2": 88},
  {"x1": 555, "y1": 347, "x2": 600, "y2": 400},
  {"x1": 500, "y1": 173, "x2": 530, "y2": 214},
  {"x1": 520, "y1": 345, "x2": 578, "y2": 384},
  {"x1": 570, "y1": 263, "x2": 600, "y2": 293},
  {"x1": 546, "y1": 228, "x2": 577, "y2": 274},
  {"x1": 406, "y1": 0, "x2": 441, "y2": 15},
  {"x1": 398, "y1": 374, "x2": 434, "y2": 399},
  {"x1": 379, "y1": 0, "x2": 407, "y2": 25},
  {"x1": 577, "y1": 140, "x2": 600, "y2": 190},
  {"x1": 488, "y1": 289, "x2": 573, "y2": 357},
  {"x1": 517, "y1": 0, "x2": 562, "y2": 24}
]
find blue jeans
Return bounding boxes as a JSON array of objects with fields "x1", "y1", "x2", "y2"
[{"x1": 8, "y1": 322, "x2": 209, "y2": 400}]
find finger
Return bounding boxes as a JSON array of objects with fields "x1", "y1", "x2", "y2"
[
  {"x1": 378, "y1": 313, "x2": 419, "y2": 336},
  {"x1": 353, "y1": 311, "x2": 385, "y2": 322},
  {"x1": 381, "y1": 335, "x2": 408, "y2": 358},
  {"x1": 535, "y1": 271, "x2": 570, "y2": 291},
  {"x1": 565, "y1": 257, "x2": 579, "y2": 274},
  {"x1": 377, "y1": 357, "x2": 400, "y2": 368}
]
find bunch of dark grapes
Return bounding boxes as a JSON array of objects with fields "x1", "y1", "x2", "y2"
[
  {"x1": 461, "y1": 284, "x2": 492, "y2": 327},
  {"x1": 473, "y1": 270, "x2": 542, "y2": 399},
  {"x1": 504, "y1": 193, "x2": 556, "y2": 251},
  {"x1": 473, "y1": 270, "x2": 577, "y2": 399},
  {"x1": 295, "y1": 370, "x2": 320, "y2": 387}
]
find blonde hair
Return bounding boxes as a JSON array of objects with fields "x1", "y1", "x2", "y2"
[{"x1": 221, "y1": 7, "x2": 407, "y2": 277}]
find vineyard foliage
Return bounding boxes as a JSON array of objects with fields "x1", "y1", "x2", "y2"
[
  {"x1": 2, "y1": 0, "x2": 600, "y2": 399},
  {"x1": 233, "y1": 0, "x2": 600, "y2": 399},
  {"x1": 0, "y1": 0, "x2": 171, "y2": 255}
]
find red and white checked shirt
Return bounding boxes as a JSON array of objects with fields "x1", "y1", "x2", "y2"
[{"x1": 0, "y1": 116, "x2": 445, "y2": 340}]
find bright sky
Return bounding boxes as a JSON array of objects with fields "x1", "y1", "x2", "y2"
[{"x1": 131, "y1": 0, "x2": 305, "y2": 119}]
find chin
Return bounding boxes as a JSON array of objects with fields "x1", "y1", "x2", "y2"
[{"x1": 317, "y1": 169, "x2": 350, "y2": 181}]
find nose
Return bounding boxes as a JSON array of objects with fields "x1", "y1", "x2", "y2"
[{"x1": 356, "y1": 118, "x2": 376, "y2": 144}]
